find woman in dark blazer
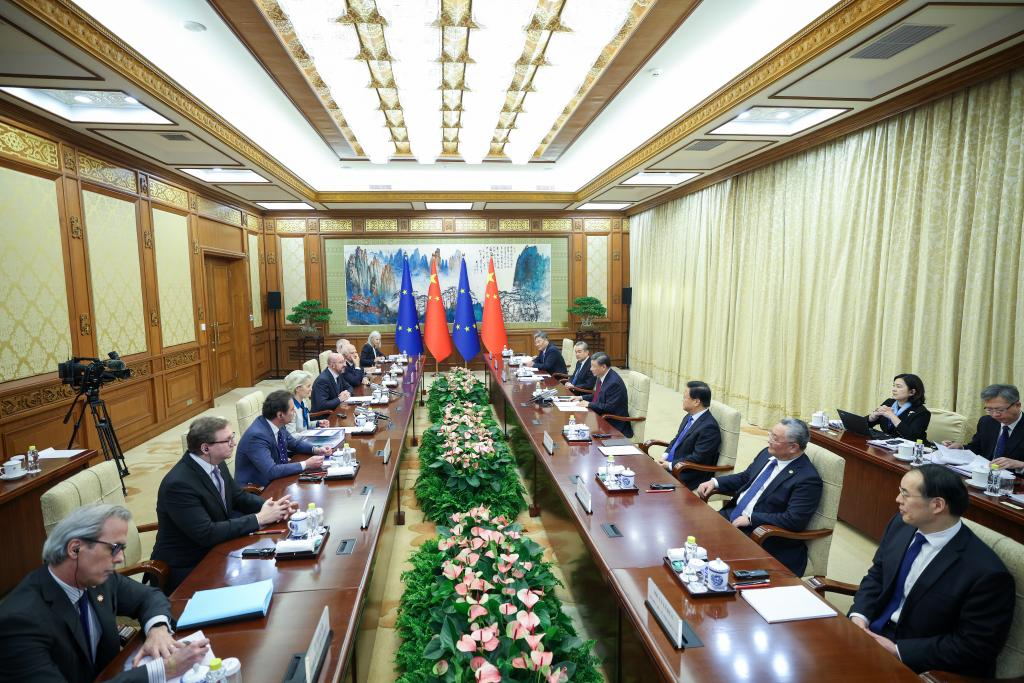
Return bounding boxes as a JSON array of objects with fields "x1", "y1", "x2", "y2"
[
  {"x1": 360, "y1": 330, "x2": 382, "y2": 368},
  {"x1": 866, "y1": 373, "x2": 931, "y2": 442}
]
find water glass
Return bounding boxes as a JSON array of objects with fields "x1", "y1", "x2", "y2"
[{"x1": 999, "y1": 473, "x2": 1016, "y2": 497}]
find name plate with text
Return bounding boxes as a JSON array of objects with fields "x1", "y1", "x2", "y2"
[
  {"x1": 543, "y1": 431, "x2": 555, "y2": 455},
  {"x1": 645, "y1": 577, "x2": 702, "y2": 650},
  {"x1": 377, "y1": 438, "x2": 392, "y2": 464},
  {"x1": 574, "y1": 477, "x2": 592, "y2": 514},
  {"x1": 361, "y1": 489, "x2": 375, "y2": 529}
]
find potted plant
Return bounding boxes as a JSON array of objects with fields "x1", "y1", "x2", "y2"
[
  {"x1": 567, "y1": 296, "x2": 607, "y2": 329},
  {"x1": 286, "y1": 299, "x2": 332, "y2": 336}
]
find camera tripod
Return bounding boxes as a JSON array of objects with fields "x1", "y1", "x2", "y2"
[{"x1": 64, "y1": 384, "x2": 129, "y2": 495}]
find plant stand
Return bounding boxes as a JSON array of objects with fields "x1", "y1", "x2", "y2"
[
  {"x1": 296, "y1": 334, "x2": 325, "y2": 366},
  {"x1": 574, "y1": 329, "x2": 604, "y2": 354}
]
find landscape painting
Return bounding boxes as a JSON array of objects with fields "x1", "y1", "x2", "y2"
[{"x1": 342, "y1": 243, "x2": 551, "y2": 326}]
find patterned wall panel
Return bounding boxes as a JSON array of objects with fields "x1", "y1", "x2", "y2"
[
  {"x1": 365, "y1": 218, "x2": 398, "y2": 232},
  {"x1": 247, "y1": 232, "x2": 263, "y2": 328},
  {"x1": 152, "y1": 208, "x2": 195, "y2": 347},
  {"x1": 276, "y1": 219, "x2": 306, "y2": 233},
  {"x1": 82, "y1": 190, "x2": 147, "y2": 357},
  {"x1": 542, "y1": 218, "x2": 572, "y2": 232},
  {"x1": 498, "y1": 218, "x2": 530, "y2": 232},
  {"x1": 410, "y1": 218, "x2": 442, "y2": 233},
  {"x1": 280, "y1": 237, "x2": 307, "y2": 317},
  {"x1": 586, "y1": 235, "x2": 609, "y2": 309},
  {"x1": 0, "y1": 166, "x2": 71, "y2": 382},
  {"x1": 455, "y1": 218, "x2": 488, "y2": 233},
  {"x1": 78, "y1": 153, "x2": 137, "y2": 193},
  {"x1": 148, "y1": 178, "x2": 189, "y2": 209},
  {"x1": 244, "y1": 213, "x2": 260, "y2": 231},
  {"x1": 584, "y1": 218, "x2": 612, "y2": 232},
  {"x1": 319, "y1": 219, "x2": 352, "y2": 233},
  {"x1": 0, "y1": 121, "x2": 59, "y2": 169},
  {"x1": 196, "y1": 197, "x2": 242, "y2": 226}
]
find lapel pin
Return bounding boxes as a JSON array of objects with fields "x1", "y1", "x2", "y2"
[
  {"x1": 96, "y1": 595, "x2": 104, "y2": 603},
  {"x1": 788, "y1": 470, "x2": 794, "y2": 474}
]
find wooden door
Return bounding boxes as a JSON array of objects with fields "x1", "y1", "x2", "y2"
[{"x1": 205, "y1": 258, "x2": 238, "y2": 394}]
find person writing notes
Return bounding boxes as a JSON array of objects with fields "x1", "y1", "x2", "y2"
[
  {"x1": 848, "y1": 465, "x2": 1014, "y2": 676},
  {"x1": 944, "y1": 384, "x2": 1023, "y2": 472},
  {"x1": 235, "y1": 390, "x2": 330, "y2": 488},
  {"x1": 523, "y1": 330, "x2": 568, "y2": 375},
  {"x1": 865, "y1": 373, "x2": 931, "y2": 443}
]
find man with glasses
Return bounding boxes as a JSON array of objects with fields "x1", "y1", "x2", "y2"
[
  {"x1": 152, "y1": 416, "x2": 294, "y2": 594},
  {"x1": 847, "y1": 465, "x2": 1013, "y2": 676},
  {"x1": 696, "y1": 418, "x2": 822, "y2": 576},
  {"x1": 943, "y1": 384, "x2": 1023, "y2": 471},
  {"x1": 0, "y1": 503, "x2": 210, "y2": 681},
  {"x1": 235, "y1": 390, "x2": 329, "y2": 487}
]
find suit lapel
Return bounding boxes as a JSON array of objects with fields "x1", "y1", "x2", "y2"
[
  {"x1": 185, "y1": 456, "x2": 226, "y2": 515},
  {"x1": 39, "y1": 570, "x2": 93, "y2": 670},
  {"x1": 880, "y1": 523, "x2": 918, "y2": 597},
  {"x1": 901, "y1": 525, "x2": 968, "y2": 614},
  {"x1": 758, "y1": 453, "x2": 805, "y2": 501},
  {"x1": 90, "y1": 582, "x2": 119, "y2": 665}
]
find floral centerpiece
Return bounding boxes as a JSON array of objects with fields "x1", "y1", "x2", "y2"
[
  {"x1": 428, "y1": 367, "x2": 489, "y2": 421},
  {"x1": 395, "y1": 506, "x2": 601, "y2": 682}
]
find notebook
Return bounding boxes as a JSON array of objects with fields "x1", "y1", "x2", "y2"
[
  {"x1": 741, "y1": 585, "x2": 837, "y2": 624},
  {"x1": 176, "y1": 579, "x2": 274, "y2": 629}
]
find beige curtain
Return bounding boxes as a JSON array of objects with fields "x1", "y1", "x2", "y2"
[{"x1": 630, "y1": 68, "x2": 1024, "y2": 431}]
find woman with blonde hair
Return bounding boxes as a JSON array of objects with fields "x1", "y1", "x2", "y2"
[
  {"x1": 360, "y1": 330, "x2": 382, "y2": 367},
  {"x1": 283, "y1": 369, "x2": 329, "y2": 432}
]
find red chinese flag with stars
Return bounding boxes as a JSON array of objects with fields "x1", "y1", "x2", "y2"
[
  {"x1": 423, "y1": 259, "x2": 453, "y2": 362},
  {"x1": 480, "y1": 256, "x2": 508, "y2": 356}
]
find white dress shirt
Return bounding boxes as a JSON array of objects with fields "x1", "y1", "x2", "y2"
[
  {"x1": 189, "y1": 452, "x2": 225, "y2": 496},
  {"x1": 266, "y1": 418, "x2": 309, "y2": 470},
  {"x1": 713, "y1": 455, "x2": 798, "y2": 518}
]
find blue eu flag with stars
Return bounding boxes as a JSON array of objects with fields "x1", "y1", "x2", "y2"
[
  {"x1": 394, "y1": 257, "x2": 422, "y2": 355},
  {"x1": 452, "y1": 259, "x2": 480, "y2": 362}
]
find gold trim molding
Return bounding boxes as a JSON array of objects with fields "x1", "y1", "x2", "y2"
[
  {"x1": 319, "y1": 218, "x2": 352, "y2": 233},
  {"x1": 78, "y1": 151, "x2": 137, "y2": 193},
  {"x1": 165, "y1": 348, "x2": 198, "y2": 369},
  {"x1": 1, "y1": 382, "x2": 77, "y2": 417},
  {"x1": 149, "y1": 178, "x2": 189, "y2": 209},
  {"x1": 197, "y1": 197, "x2": 242, "y2": 226},
  {"x1": 0, "y1": 120, "x2": 59, "y2": 169}
]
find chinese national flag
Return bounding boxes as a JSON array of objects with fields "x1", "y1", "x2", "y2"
[
  {"x1": 480, "y1": 257, "x2": 508, "y2": 356},
  {"x1": 423, "y1": 259, "x2": 453, "y2": 362}
]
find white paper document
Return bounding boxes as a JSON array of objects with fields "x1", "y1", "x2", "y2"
[
  {"x1": 931, "y1": 443, "x2": 982, "y2": 466},
  {"x1": 741, "y1": 585, "x2": 837, "y2": 624},
  {"x1": 555, "y1": 403, "x2": 588, "y2": 412},
  {"x1": 298, "y1": 428, "x2": 344, "y2": 437},
  {"x1": 344, "y1": 396, "x2": 375, "y2": 403},
  {"x1": 125, "y1": 630, "x2": 214, "y2": 681},
  {"x1": 36, "y1": 447, "x2": 86, "y2": 459},
  {"x1": 598, "y1": 445, "x2": 643, "y2": 456}
]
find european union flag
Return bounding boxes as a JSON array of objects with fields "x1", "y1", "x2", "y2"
[
  {"x1": 452, "y1": 259, "x2": 480, "y2": 362},
  {"x1": 394, "y1": 257, "x2": 422, "y2": 355}
]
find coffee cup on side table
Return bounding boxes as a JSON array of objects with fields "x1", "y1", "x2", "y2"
[
  {"x1": 2, "y1": 458, "x2": 26, "y2": 478},
  {"x1": 970, "y1": 465, "x2": 990, "y2": 488}
]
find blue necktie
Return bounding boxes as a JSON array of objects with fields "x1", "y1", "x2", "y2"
[
  {"x1": 666, "y1": 415, "x2": 694, "y2": 463},
  {"x1": 277, "y1": 428, "x2": 289, "y2": 464},
  {"x1": 870, "y1": 532, "x2": 927, "y2": 634},
  {"x1": 572, "y1": 361, "x2": 582, "y2": 384},
  {"x1": 729, "y1": 459, "x2": 778, "y2": 521},
  {"x1": 77, "y1": 593, "x2": 94, "y2": 666},
  {"x1": 994, "y1": 426, "x2": 1010, "y2": 459}
]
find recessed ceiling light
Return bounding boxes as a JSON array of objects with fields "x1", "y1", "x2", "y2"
[
  {"x1": 578, "y1": 202, "x2": 629, "y2": 211},
  {"x1": 181, "y1": 168, "x2": 269, "y2": 183},
  {"x1": 73, "y1": 95, "x2": 92, "y2": 104},
  {"x1": 622, "y1": 172, "x2": 699, "y2": 186},
  {"x1": 0, "y1": 87, "x2": 172, "y2": 124},
  {"x1": 425, "y1": 202, "x2": 472, "y2": 210},
  {"x1": 183, "y1": 21, "x2": 207, "y2": 32},
  {"x1": 257, "y1": 202, "x2": 313, "y2": 211},
  {"x1": 710, "y1": 107, "x2": 846, "y2": 136},
  {"x1": 123, "y1": 95, "x2": 138, "y2": 105}
]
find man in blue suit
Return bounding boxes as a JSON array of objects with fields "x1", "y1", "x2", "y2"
[
  {"x1": 311, "y1": 352, "x2": 353, "y2": 413},
  {"x1": 524, "y1": 330, "x2": 567, "y2": 375},
  {"x1": 660, "y1": 381, "x2": 722, "y2": 489},
  {"x1": 235, "y1": 390, "x2": 329, "y2": 487},
  {"x1": 577, "y1": 352, "x2": 633, "y2": 438},
  {"x1": 697, "y1": 418, "x2": 822, "y2": 576}
]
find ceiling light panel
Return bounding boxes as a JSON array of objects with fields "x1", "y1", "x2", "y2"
[
  {"x1": 425, "y1": 202, "x2": 472, "y2": 210},
  {"x1": 622, "y1": 172, "x2": 699, "y2": 185},
  {"x1": 0, "y1": 87, "x2": 171, "y2": 124},
  {"x1": 577, "y1": 202, "x2": 628, "y2": 210},
  {"x1": 710, "y1": 106, "x2": 846, "y2": 136},
  {"x1": 257, "y1": 201, "x2": 313, "y2": 210},
  {"x1": 180, "y1": 168, "x2": 269, "y2": 183}
]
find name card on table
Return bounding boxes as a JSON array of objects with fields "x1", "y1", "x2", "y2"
[
  {"x1": 543, "y1": 431, "x2": 555, "y2": 455},
  {"x1": 574, "y1": 477, "x2": 592, "y2": 514},
  {"x1": 305, "y1": 606, "x2": 331, "y2": 683},
  {"x1": 645, "y1": 578, "x2": 702, "y2": 650},
  {"x1": 377, "y1": 438, "x2": 392, "y2": 464},
  {"x1": 361, "y1": 489, "x2": 374, "y2": 529}
]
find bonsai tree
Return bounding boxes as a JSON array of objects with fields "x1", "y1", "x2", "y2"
[
  {"x1": 567, "y1": 296, "x2": 607, "y2": 328},
  {"x1": 286, "y1": 299, "x2": 332, "y2": 336}
]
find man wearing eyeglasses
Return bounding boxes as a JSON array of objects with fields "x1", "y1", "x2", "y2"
[
  {"x1": 847, "y1": 465, "x2": 1013, "y2": 676},
  {"x1": 152, "y1": 416, "x2": 294, "y2": 594},
  {"x1": 943, "y1": 384, "x2": 1023, "y2": 471},
  {"x1": 0, "y1": 503, "x2": 210, "y2": 682}
]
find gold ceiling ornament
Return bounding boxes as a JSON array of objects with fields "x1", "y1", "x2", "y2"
[{"x1": 438, "y1": 0, "x2": 471, "y2": 160}]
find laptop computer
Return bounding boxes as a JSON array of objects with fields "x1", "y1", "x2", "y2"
[{"x1": 836, "y1": 409, "x2": 890, "y2": 440}]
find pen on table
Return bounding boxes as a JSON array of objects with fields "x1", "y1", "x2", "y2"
[
  {"x1": 646, "y1": 488, "x2": 674, "y2": 493},
  {"x1": 250, "y1": 528, "x2": 285, "y2": 536}
]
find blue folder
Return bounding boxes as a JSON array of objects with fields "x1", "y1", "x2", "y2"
[{"x1": 176, "y1": 579, "x2": 274, "y2": 629}]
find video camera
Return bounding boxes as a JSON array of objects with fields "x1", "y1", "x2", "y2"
[{"x1": 58, "y1": 352, "x2": 130, "y2": 391}]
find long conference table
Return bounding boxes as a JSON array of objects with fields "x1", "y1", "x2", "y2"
[
  {"x1": 102, "y1": 358, "x2": 423, "y2": 683},
  {"x1": 485, "y1": 359, "x2": 918, "y2": 682}
]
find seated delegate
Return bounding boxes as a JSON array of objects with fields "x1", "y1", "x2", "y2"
[
  {"x1": 576, "y1": 352, "x2": 632, "y2": 438},
  {"x1": 283, "y1": 369, "x2": 329, "y2": 433},
  {"x1": 360, "y1": 330, "x2": 383, "y2": 367},
  {"x1": 865, "y1": 373, "x2": 931, "y2": 442},
  {"x1": 342, "y1": 343, "x2": 369, "y2": 387},
  {"x1": 524, "y1": 330, "x2": 567, "y2": 375},
  {"x1": 235, "y1": 390, "x2": 329, "y2": 487},
  {"x1": 311, "y1": 352, "x2": 353, "y2": 413},
  {"x1": 660, "y1": 380, "x2": 722, "y2": 490},
  {"x1": 945, "y1": 383, "x2": 1023, "y2": 471},
  {"x1": 563, "y1": 341, "x2": 596, "y2": 392}
]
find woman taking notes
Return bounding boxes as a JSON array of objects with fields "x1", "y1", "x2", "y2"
[{"x1": 865, "y1": 373, "x2": 931, "y2": 442}]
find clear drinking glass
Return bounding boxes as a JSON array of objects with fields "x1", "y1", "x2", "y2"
[{"x1": 999, "y1": 473, "x2": 1016, "y2": 497}]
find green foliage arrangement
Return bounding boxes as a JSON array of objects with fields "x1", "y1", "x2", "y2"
[
  {"x1": 566, "y1": 296, "x2": 607, "y2": 328},
  {"x1": 416, "y1": 401, "x2": 525, "y2": 524},
  {"x1": 286, "y1": 299, "x2": 332, "y2": 335},
  {"x1": 427, "y1": 367, "x2": 489, "y2": 422},
  {"x1": 394, "y1": 506, "x2": 602, "y2": 683}
]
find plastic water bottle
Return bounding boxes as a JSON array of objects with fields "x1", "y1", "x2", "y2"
[
  {"x1": 684, "y1": 535, "x2": 698, "y2": 562},
  {"x1": 27, "y1": 445, "x2": 40, "y2": 474},
  {"x1": 567, "y1": 414, "x2": 576, "y2": 436},
  {"x1": 986, "y1": 464, "x2": 1002, "y2": 496},
  {"x1": 205, "y1": 658, "x2": 225, "y2": 682},
  {"x1": 912, "y1": 439, "x2": 924, "y2": 466}
]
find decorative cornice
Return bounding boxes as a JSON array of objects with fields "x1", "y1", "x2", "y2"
[
  {"x1": 149, "y1": 178, "x2": 189, "y2": 209},
  {"x1": 78, "y1": 151, "x2": 137, "y2": 193},
  {"x1": 196, "y1": 196, "x2": 242, "y2": 226},
  {"x1": 1, "y1": 382, "x2": 77, "y2": 417},
  {"x1": 316, "y1": 190, "x2": 576, "y2": 203},
  {"x1": 164, "y1": 348, "x2": 198, "y2": 369},
  {"x1": 0, "y1": 120, "x2": 59, "y2": 169}
]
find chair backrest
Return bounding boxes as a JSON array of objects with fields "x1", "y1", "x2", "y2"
[
  {"x1": 318, "y1": 349, "x2": 332, "y2": 372},
  {"x1": 963, "y1": 519, "x2": 1024, "y2": 677},
  {"x1": 800, "y1": 443, "x2": 846, "y2": 577},
  {"x1": 303, "y1": 358, "x2": 320, "y2": 377},
  {"x1": 708, "y1": 400, "x2": 742, "y2": 470},
  {"x1": 40, "y1": 461, "x2": 143, "y2": 566},
  {"x1": 235, "y1": 390, "x2": 265, "y2": 437},
  {"x1": 561, "y1": 338, "x2": 574, "y2": 363},
  {"x1": 614, "y1": 368, "x2": 651, "y2": 442},
  {"x1": 928, "y1": 408, "x2": 966, "y2": 445}
]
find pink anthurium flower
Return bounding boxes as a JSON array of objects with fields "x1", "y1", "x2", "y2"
[
  {"x1": 524, "y1": 634, "x2": 544, "y2": 651},
  {"x1": 475, "y1": 662, "x2": 501, "y2": 682},
  {"x1": 469, "y1": 604, "x2": 488, "y2": 620},
  {"x1": 511, "y1": 656, "x2": 528, "y2": 670},
  {"x1": 517, "y1": 610, "x2": 540, "y2": 632},
  {"x1": 499, "y1": 602, "x2": 517, "y2": 616},
  {"x1": 456, "y1": 634, "x2": 477, "y2": 653},
  {"x1": 531, "y1": 650, "x2": 553, "y2": 668},
  {"x1": 516, "y1": 588, "x2": 540, "y2": 609}
]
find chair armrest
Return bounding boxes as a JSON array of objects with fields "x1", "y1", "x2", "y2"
[
  {"x1": 639, "y1": 439, "x2": 671, "y2": 455},
  {"x1": 136, "y1": 522, "x2": 159, "y2": 534},
  {"x1": 752, "y1": 524, "x2": 833, "y2": 545},
  {"x1": 602, "y1": 414, "x2": 646, "y2": 423},
  {"x1": 309, "y1": 409, "x2": 335, "y2": 418},
  {"x1": 552, "y1": 372, "x2": 568, "y2": 380},
  {"x1": 242, "y1": 484, "x2": 263, "y2": 494},
  {"x1": 118, "y1": 560, "x2": 169, "y2": 591},
  {"x1": 805, "y1": 576, "x2": 860, "y2": 596},
  {"x1": 676, "y1": 462, "x2": 735, "y2": 473}
]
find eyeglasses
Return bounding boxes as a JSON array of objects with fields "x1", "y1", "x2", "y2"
[
  {"x1": 208, "y1": 432, "x2": 237, "y2": 445},
  {"x1": 83, "y1": 538, "x2": 127, "y2": 557},
  {"x1": 984, "y1": 403, "x2": 1019, "y2": 415},
  {"x1": 767, "y1": 434, "x2": 793, "y2": 445},
  {"x1": 897, "y1": 487, "x2": 930, "y2": 499}
]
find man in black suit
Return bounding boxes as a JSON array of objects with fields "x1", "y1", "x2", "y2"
[
  {"x1": 697, "y1": 419, "x2": 822, "y2": 576},
  {"x1": 524, "y1": 330, "x2": 567, "y2": 375},
  {"x1": 152, "y1": 416, "x2": 293, "y2": 594},
  {"x1": 0, "y1": 504, "x2": 209, "y2": 682},
  {"x1": 563, "y1": 341, "x2": 596, "y2": 392},
  {"x1": 341, "y1": 343, "x2": 368, "y2": 387},
  {"x1": 660, "y1": 381, "x2": 722, "y2": 489},
  {"x1": 311, "y1": 352, "x2": 353, "y2": 413},
  {"x1": 234, "y1": 390, "x2": 329, "y2": 487},
  {"x1": 577, "y1": 352, "x2": 633, "y2": 438},
  {"x1": 848, "y1": 465, "x2": 1014, "y2": 676},
  {"x1": 945, "y1": 383, "x2": 1023, "y2": 472}
]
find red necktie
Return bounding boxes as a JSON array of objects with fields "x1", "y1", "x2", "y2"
[{"x1": 591, "y1": 379, "x2": 602, "y2": 404}]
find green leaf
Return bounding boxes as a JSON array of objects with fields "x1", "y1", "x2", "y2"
[{"x1": 423, "y1": 636, "x2": 444, "y2": 660}]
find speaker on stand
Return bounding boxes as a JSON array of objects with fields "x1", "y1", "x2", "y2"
[
  {"x1": 622, "y1": 287, "x2": 632, "y2": 369},
  {"x1": 267, "y1": 291, "x2": 284, "y2": 379}
]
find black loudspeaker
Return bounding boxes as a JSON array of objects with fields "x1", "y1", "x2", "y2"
[
  {"x1": 267, "y1": 291, "x2": 282, "y2": 310},
  {"x1": 621, "y1": 287, "x2": 632, "y2": 306}
]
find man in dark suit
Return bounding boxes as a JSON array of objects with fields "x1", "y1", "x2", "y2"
[
  {"x1": 660, "y1": 381, "x2": 722, "y2": 489},
  {"x1": 524, "y1": 330, "x2": 567, "y2": 375},
  {"x1": 341, "y1": 343, "x2": 368, "y2": 387},
  {"x1": 945, "y1": 383, "x2": 1023, "y2": 471},
  {"x1": 152, "y1": 416, "x2": 294, "y2": 594},
  {"x1": 577, "y1": 352, "x2": 633, "y2": 438},
  {"x1": 564, "y1": 341, "x2": 596, "y2": 392},
  {"x1": 697, "y1": 418, "x2": 822, "y2": 576},
  {"x1": 848, "y1": 464, "x2": 1014, "y2": 676},
  {"x1": 235, "y1": 390, "x2": 329, "y2": 487},
  {"x1": 0, "y1": 504, "x2": 209, "y2": 681},
  {"x1": 311, "y1": 352, "x2": 353, "y2": 413}
]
